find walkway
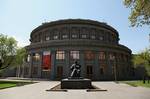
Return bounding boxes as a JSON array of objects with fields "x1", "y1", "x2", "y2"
[{"x1": 0, "y1": 81, "x2": 150, "y2": 99}]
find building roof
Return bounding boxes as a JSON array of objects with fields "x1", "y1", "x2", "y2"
[{"x1": 31, "y1": 19, "x2": 119, "y2": 36}]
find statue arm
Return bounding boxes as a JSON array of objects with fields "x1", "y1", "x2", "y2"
[{"x1": 70, "y1": 64, "x2": 74, "y2": 70}]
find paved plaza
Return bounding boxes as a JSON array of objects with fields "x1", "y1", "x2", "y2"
[{"x1": 0, "y1": 80, "x2": 150, "y2": 99}]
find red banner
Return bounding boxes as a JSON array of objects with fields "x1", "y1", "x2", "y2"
[{"x1": 42, "y1": 51, "x2": 51, "y2": 70}]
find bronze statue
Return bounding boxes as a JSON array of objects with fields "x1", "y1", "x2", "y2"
[{"x1": 70, "y1": 61, "x2": 81, "y2": 78}]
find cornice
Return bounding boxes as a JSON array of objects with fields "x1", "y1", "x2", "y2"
[
  {"x1": 25, "y1": 40, "x2": 131, "y2": 53},
  {"x1": 31, "y1": 19, "x2": 119, "y2": 37}
]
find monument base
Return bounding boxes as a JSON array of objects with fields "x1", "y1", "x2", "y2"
[{"x1": 61, "y1": 78, "x2": 92, "y2": 89}]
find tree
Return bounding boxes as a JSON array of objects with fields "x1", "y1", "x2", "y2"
[
  {"x1": 124, "y1": 0, "x2": 150, "y2": 27},
  {"x1": 140, "y1": 48, "x2": 150, "y2": 76},
  {"x1": 15, "y1": 48, "x2": 27, "y2": 77},
  {"x1": 0, "y1": 34, "x2": 17, "y2": 70},
  {"x1": 133, "y1": 48, "x2": 150, "y2": 83},
  {"x1": 15, "y1": 48, "x2": 26, "y2": 66}
]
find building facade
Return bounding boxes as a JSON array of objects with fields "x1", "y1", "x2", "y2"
[{"x1": 24, "y1": 19, "x2": 133, "y2": 80}]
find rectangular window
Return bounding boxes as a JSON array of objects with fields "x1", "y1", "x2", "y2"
[
  {"x1": 62, "y1": 34, "x2": 68, "y2": 39},
  {"x1": 70, "y1": 51, "x2": 79, "y2": 60},
  {"x1": 81, "y1": 34, "x2": 87, "y2": 39},
  {"x1": 87, "y1": 65, "x2": 93, "y2": 74},
  {"x1": 99, "y1": 36, "x2": 104, "y2": 41},
  {"x1": 53, "y1": 35, "x2": 58, "y2": 40},
  {"x1": 100, "y1": 64, "x2": 106, "y2": 75},
  {"x1": 33, "y1": 53, "x2": 40, "y2": 62},
  {"x1": 56, "y1": 51, "x2": 65, "y2": 60},
  {"x1": 99, "y1": 52, "x2": 105, "y2": 60},
  {"x1": 109, "y1": 53, "x2": 115, "y2": 60},
  {"x1": 27, "y1": 55, "x2": 30, "y2": 62},
  {"x1": 45, "y1": 36, "x2": 50, "y2": 41},
  {"x1": 85, "y1": 51, "x2": 95, "y2": 60},
  {"x1": 91, "y1": 35, "x2": 96, "y2": 39},
  {"x1": 117, "y1": 54, "x2": 122, "y2": 61},
  {"x1": 71, "y1": 34, "x2": 78, "y2": 38}
]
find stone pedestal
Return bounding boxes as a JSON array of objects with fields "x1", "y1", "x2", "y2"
[{"x1": 61, "y1": 78, "x2": 92, "y2": 89}]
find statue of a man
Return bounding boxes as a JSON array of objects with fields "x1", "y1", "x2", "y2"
[{"x1": 70, "y1": 61, "x2": 81, "y2": 78}]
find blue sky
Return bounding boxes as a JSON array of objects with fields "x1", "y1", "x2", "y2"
[{"x1": 0, "y1": 0, "x2": 149, "y2": 54}]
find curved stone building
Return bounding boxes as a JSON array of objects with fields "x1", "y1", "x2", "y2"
[{"x1": 24, "y1": 19, "x2": 132, "y2": 80}]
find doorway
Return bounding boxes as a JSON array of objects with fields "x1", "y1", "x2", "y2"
[
  {"x1": 56, "y1": 66, "x2": 63, "y2": 79},
  {"x1": 87, "y1": 65, "x2": 93, "y2": 79}
]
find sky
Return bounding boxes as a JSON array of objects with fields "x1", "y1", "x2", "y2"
[{"x1": 0, "y1": 0, "x2": 149, "y2": 54}]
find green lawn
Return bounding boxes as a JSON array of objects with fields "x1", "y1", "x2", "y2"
[
  {"x1": 122, "y1": 80, "x2": 150, "y2": 88},
  {"x1": 0, "y1": 81, "x2": 35, "y2": 89}
]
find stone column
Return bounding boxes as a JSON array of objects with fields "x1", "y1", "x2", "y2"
[
  {"x1": 50, "y1": 50, "x2": 56, "y2": 80},
  {"x1": 106, "y1": 51, "x2": 112, "y2": 80},
  {"x1": 29, "y1": 53, "x2": 33, "y2": 78},
  {"x1": 93, "y1": 51, "x2": 100, "y2": 80},
  {"x1": 37, "y1": 51, "x2": 42, "y2": 78},
  {"x1": 80, "y1": 50, "x2": 86, "y2": 78},
  {"x1": 64, "y1": 50, "x2": 70, "y2": 78}
]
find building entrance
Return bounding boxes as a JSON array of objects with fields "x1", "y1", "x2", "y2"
[
  {"x1": 56, "y1": 66, "x2": 63, "y2": 79},
  {"x1": 87, "y1": 65, "x2": 93, "y2": 79}
]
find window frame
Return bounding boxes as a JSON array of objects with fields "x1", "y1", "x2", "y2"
[
  {"x1": 56, "y1": 51, "x2": 65, "y2": 60},
  {"x1": 70, "y1": 51, "x2": 80, "y2": 60}
]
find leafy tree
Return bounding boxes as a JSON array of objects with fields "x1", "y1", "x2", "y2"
[
  {"x1": 124, "y1": 0, "x2": 150, "y2": 27},
  {"x1": 0, "y1": 34, "x2": 17, "y2": 70},
  {"x1": 15, "y1": 48, "x2": 27, "y2": 77},
  {"x1": 15, "y1": 48, "x2": 26, "y2": 66},
  {"x1": 139, "y1": 48, "x2": 150, "y2": 76},
  {"x1": 133, "y1": 48, "x2": 150, "y2": 83}
]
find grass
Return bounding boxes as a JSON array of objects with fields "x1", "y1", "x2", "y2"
[
  {"x1": 121, "y1": 80, "x2": 150, "y2": 88},
  {"x1": 0, "y1": 83, "x2": 17, "y2": 89},
  {"x1": 0, "y1": 81, "x2": 35, "y2": 89}
]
